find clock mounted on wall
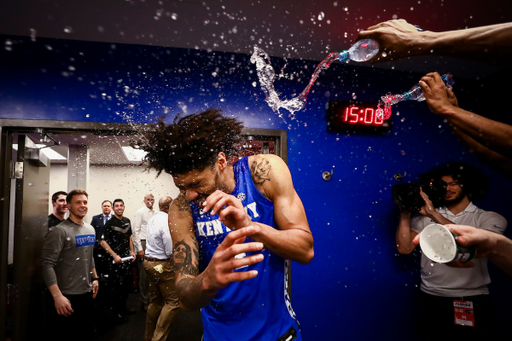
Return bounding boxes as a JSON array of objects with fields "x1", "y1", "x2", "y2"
[{"x1": 326, "y1": 100, "x2": 392, "y2": 132}]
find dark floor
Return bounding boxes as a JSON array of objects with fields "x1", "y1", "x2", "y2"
[{"x1": 93, "y1": 292, "x2": 203, "y2": 341}]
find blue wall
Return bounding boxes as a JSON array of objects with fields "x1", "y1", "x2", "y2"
[{"x1": 2, "y1": 35, "x2": 512, "y2": 340}]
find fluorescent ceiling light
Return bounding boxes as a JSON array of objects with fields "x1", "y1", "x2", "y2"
[
  {"x1": 40, "y1": 147, "x2": 67, "y2": 160},
  {"x1": 12, "y1": 144, "x2": 66, "y2": 160},
  {"x1": 121, "y1": 146, "x2": 147, "y2": 162}
]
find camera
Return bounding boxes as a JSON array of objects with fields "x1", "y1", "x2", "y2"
[{"x1": 392, "y1": 177, "x2": 447, "y2": 212}]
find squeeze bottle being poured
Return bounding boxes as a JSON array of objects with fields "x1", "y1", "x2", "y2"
[
  {"x1": 338, "y1": 39, "x2": 380, "y2": 62},
  {"x1": 338, "y1": 25, "x2": 423, "y2": 63},
  {"x1": 381, "y1": 74, "x2": 455, "y2": 106}
]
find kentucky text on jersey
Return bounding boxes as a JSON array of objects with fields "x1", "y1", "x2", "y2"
[
  {"x1": 192, "y1": 157, "x2": 302, "y2": 341},
  {"x1": 196, "y1": 201, "x2": 260, "y2": 237}
]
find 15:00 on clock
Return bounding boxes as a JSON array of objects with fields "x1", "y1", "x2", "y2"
[{"x1": 326, "y1": 100, "x2": 392, "y2": 132}]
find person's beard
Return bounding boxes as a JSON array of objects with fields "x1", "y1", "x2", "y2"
[
  {"x1": 214, "y1": 170, "x2": 231, "y2": 193},
  {"x1": 192, "y1": 170, "x2": 227, "y2": 206},
  {"x1": 443, "y1": 190, "x2": 466, "y2": 206}
]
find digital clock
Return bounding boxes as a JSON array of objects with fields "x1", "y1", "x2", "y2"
[{"x1": 326, "y1": 100, "x2": 392, "y2": 132}]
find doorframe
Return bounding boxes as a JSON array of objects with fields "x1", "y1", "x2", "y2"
[{"x1": 0, "y1": 118, "x2": 288, "y2": 340}]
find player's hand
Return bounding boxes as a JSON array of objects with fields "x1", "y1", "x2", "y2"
[
  {"x1": 357, "y1": 19, "x2": 424, "y2": 63},
  {"x1": 201, "y1": 190, "x2": 253, "y2": 231},
  {"x1": 446, "y1": 88, "x2": 459, "y2": 107},
  {"x1": 131, "y1": 250, "x2": 136, "y2": 262},
  {"x1": 446, "y1": 224, "x2": 497, "y2": 258},
  {"x1": 419, "y1": 72, "x2": 458, "y2": 116},
  {"x1": 412, "y1": 226, "x2": 477, "y2": 269},
  {"x1": 54, "y1": 294, "x2": 73, "y2": 316},
  {"x1": 201, "y1": 226, "x2": 264, "y2": 294}
]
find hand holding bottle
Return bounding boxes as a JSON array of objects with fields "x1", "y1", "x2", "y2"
[
  {"x1": 381, "y1": 73, "x2": 454, "y2": 106},
  {"x1": 356, "y1": 19, "x2": 430, "y2": 63},
  {"x1": 341, "y1": 23, "x2": 424, "y2": 63},
  {"x1": 419, "y1": 72, "x2": 459, "y2": 116}
]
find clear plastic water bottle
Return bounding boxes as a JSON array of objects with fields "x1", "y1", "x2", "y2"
[
  {"x1": 339, "y1": 25, "x2": 424, "y2": 63},
  {"x1": 338, "y1": 39, "x2": 379, "y2": 62},
  {"x1": 404, "y1": 74, "x2": 455, "y2": 102},
  {"x1": 381, "y1": 74, "x2": 455, "y2": 106}
]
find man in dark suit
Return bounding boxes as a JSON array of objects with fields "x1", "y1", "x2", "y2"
[{"x1": 90, "y1": 200, "x2": 112, "y2": 278}]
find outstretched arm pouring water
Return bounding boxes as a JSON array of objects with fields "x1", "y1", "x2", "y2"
[
  {"x1": 357, "y1": 19, "x2": 512, "y2": 65},
  {"x1": 419, "y1": 72, "x2": 512, "y2": 176}
]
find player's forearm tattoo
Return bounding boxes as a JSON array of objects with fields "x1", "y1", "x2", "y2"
[
  {"x1": 251, "y1": 159, "x2": 271, "y2": 185},
  {"x1": 180, "y1": 263, "x2": 199, "y2": 277},
  {"x1": 173, "y1": 239, "x2": 199, "y2": 277},
  {"x1": 193, "y1": 238, "x2": 200, "y2": 267}
]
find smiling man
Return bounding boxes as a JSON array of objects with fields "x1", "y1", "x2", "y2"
[
  {"x1": 41, "y1": 189, "x2": 98, "y2": 341},
  {"x1": 396, "y1": 162, "x2": 507, "y2": 341},
  {"x1": 48, "y1": 191, "x2": 68, "y2": 229},
  {"x1": 101, "y1": 198, "x2": 136, "y2": 319},
  {"x1": 138, "y1": 109, "x2": 314, "y2": 341}
]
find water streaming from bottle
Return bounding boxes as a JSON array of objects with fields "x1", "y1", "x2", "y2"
[
  {"x1": 379, "y1": 74, "x2": 455, "y2": 120},
  {"x1": 250, "y1": 46, "x2": 339, "y2": 120},
  {"x1": 250, "y1": 39, "x2": 379, "y2": 120}
]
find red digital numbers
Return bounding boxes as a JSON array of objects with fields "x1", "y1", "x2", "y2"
[
  {"x1": 342, "y1": 105, "x2": 385, "y2": 126},
  {"x1": 327, "y1": 100, "x2": 391, "y2": 132}
]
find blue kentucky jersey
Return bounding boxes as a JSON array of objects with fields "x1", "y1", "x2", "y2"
[{"x1": 190, "y1": 156, "x2": 301, "y2": 341}]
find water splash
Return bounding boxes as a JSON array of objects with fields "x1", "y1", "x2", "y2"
[
  {"x1": 376, "y1": 101, "x2": 394, "y2": 121},
  {"x1": 379, "y1": 74, "x2": 454, "y2": 120},
  {"x1": 250, "y1": 45, "x2": 339, "y2": 120}
]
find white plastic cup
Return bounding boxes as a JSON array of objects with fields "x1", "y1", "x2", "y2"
[{"x1": 419, "y1": 223, "x2": 476, "y2": 263}]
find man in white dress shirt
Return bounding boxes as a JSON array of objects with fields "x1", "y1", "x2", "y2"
[
  {"x1": 143, "y1": 196, "x2": 179, "y2": 341},
  {"x1": 133, "y1": 193, "x2": 157, "y2": 309}
]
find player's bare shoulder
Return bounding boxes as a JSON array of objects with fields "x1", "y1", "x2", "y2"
[
  {"x1": 248, "y1": 154, "x2": 278, "y2": 185},
  {"x1": 173, "y1": 194, "x2": 192, "y2": 213},
  {"x1": 248, "y1": 154, "x2": 290, "y2": 196}
]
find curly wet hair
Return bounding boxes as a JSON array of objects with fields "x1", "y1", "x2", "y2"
[
  {"x1": 135, "y1": 109, "x2": 244, "y2": 176},
  {"x1": 425, "y1": 161, "x2": 488, "y2": 201}
]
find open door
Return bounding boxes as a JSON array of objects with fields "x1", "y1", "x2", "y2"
[
  {"x1": 5, "y1": 134, "x2": 50, "y2": 340},
  {"x1": 0, "y1": 121, "x2": 287, "y2": 341}
]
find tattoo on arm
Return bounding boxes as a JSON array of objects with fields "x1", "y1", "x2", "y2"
[
  {"x1": 176, "y1": 195, "x2": 192, "y2": 212},
  {"x1": 193, "y1": 238, "x2": 200, "y2": 268},
  {"x1": 173, "y1": 238, "x2": 217, "y2": 309},
  {"x1": 173, "y1": 239, "x2": 199, "y2": 277},
  {"x1": 180, "y1": 264, "x2": 199, "y2": 277},
  {"x1": 251, "y1": 159, "x2": 272, "y2": 185}
]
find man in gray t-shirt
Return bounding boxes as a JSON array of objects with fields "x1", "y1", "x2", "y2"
[
  {"x1": 395, "y1": 163, "x2": 507, "y2": 341},
  {"x1": 41, "y1": 189, "x2": 98, "y2": 341}
]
